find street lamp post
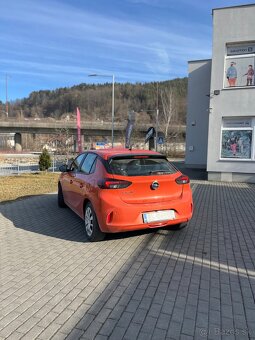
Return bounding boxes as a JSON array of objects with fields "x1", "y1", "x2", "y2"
[
  {"x1": 111, "y1": 74, "x2": 115, "y2": 148},
  {"x1": 89, "y1": 73, "x2": 115, "y2": 148},
  {"x1": 155, "y1": 82, "x2": 159, "y2": 152},
  {"x1": 155, "y1": 108, "x2": 159, "y2": 152},
  {"x1": 5, "y1": 74, "x2": 11, "y2": 118}
]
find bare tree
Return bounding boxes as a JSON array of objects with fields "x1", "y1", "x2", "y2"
[
  {"x1": 159, "y1": 86, "x2": 177, "y2": 140},
  {"x1": 51, "y1": 127, "x2": 73, "y2": 156}
]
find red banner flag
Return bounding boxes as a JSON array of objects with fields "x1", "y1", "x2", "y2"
[{"x1": 76, "y1": 107, "x2": 82, "y2": 153}]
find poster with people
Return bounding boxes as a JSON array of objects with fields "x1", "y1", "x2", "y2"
[
  {"x1": 225, "y1": 58, "x2": 255, "y2": 88},
  {"x1": 221, "y1": 130, "x2": 252, "y2": 159}
]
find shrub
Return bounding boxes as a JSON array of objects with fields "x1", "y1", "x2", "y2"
[{"x1": 39, "y1": 148, "x2": 51, "y2": 171}]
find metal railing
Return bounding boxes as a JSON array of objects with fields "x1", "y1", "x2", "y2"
[{"x1": 0, "y1": 161, "x2": 63, "y2": 176}]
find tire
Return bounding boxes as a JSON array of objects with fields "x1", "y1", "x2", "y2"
[
  {"x1": 84, "y1": 202, "x2": 105, "y2": 242},
  {"x1": 58, "y1": 183, "x2": 66, "y2": 208}
]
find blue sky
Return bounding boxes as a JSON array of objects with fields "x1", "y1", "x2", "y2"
[{"x1": 0, "y1": 0, "x2": 254, "y2": 101}]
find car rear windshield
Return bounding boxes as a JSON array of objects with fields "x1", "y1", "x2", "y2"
[{"x1": 108, "y1": 156, "x2": 177, "y2": 176}]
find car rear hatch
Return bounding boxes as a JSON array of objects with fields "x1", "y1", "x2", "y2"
[
  {"x1": 107, "y1": 154, "x2": 183, "y2": 204},
  {"x1": 118, "y1": 174, "x2": 183, "y2": 204}
]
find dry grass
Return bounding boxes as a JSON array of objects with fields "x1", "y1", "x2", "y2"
[{"x1": 0, "y1": 173, "x2": 59, "y2": 203}]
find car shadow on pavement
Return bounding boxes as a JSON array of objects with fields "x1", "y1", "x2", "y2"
[
  {"x1": 0, "y1": 194, "x2": 88, "y2": 242},
  {"x1": 0, "y1": 193, "x2": 171, "y2": 243}
]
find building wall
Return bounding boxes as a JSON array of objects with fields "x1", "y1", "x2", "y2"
[
  {"x1": 185, "y1": 60, "x2": 211, "y2": 168},
  {"x1": 207, "y1": 5, "x2": 255, "y2": 182}
]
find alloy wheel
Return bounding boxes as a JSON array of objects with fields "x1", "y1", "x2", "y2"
[{"x1": 85, "y1": 206, "x2": 94, "y2": 237}]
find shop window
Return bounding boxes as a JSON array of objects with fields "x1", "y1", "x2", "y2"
[
  {"x1": 221, "y1": 118, "x2": 254, "y2": 160},
  {"x1": 224, "y1": 43, "x2": 255, "y2": 88}
]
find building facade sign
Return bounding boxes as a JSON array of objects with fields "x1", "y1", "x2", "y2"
[
  {"x1": 222, "y1": 118, "x2": 251, "y2": 128},
  {"x1": 227, "y1": 44, "x2": 255, "y2": 56}
]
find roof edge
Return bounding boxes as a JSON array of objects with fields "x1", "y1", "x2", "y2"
[
  {"x1": 212, "y1": 3, "x2": 255, "y2": 15},
  {"x1": 188, "y1": 59, "x2": 212, "y2": 64}
]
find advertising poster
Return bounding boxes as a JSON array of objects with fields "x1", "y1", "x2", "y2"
[{"x1": 221, "y1": 130, "x2": 252, "y2": 159}]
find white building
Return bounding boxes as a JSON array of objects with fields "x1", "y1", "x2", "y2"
[{"x1": 186, "y1": 4, "x2": 255, "y2": 183}]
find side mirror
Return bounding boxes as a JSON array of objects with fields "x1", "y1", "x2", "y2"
[
  {"x1": 67, "y1": 158, "x2": 74, "y2": 168},
  {"x1": 59, "y1": 164, "x2": 68, "y2": 172}
]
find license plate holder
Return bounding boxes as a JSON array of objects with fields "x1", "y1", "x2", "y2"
[{"x1": 143, "y1": 210, "x2": 176, "y2": 223}]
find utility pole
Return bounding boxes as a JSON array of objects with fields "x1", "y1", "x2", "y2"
[
  {"x1": 88, "y1": 73, "x2": 115, "y2": 147},
  {"x1": 111, "y1": 74, "x2": 115, "y2": 148},
  {"x1": 5, "y1": 74, "x2": 9, "y2": 118},
  {"x1": 155, "y1": 82, "x2": 159, "y2": 152}
]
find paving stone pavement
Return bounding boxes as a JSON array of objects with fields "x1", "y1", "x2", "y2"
[{"x1": 0, "y1": 181, "x2": 255, "y2": 340}]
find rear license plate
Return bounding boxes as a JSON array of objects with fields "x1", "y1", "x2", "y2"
[{"x1": 143, "y1": 210, "x2": 176, "y2": 223}]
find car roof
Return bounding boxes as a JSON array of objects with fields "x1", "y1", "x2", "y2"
[{"x1": 86, "y1": 148, "x2": 162, "y2": 160}]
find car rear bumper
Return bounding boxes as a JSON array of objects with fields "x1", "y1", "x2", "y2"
[{"x1": 95, "y1": 191, "x2": 193, "y2": 233}]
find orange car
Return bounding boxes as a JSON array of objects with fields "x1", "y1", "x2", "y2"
[{"x1": 58, "y1": 148, "x2": 193, "y2": 241}]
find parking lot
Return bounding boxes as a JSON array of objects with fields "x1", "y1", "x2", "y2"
[{"x1": 0, "y1": 180, "x2": 255, "y2": 339}]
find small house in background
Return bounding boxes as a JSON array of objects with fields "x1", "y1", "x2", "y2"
[{"x1": 186, "y1": 4, "x2": 255, "y2": 183}]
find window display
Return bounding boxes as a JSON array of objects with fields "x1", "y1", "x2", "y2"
[
  {"x1": 225, "y1": 43, "x2": 255, "y2": 88},
  {"x1": 221, "y1": 118, "x2": 254, "y2": 160},
  {"x1": 221, "y1": 130, "x2": 252, "y2": 159}
]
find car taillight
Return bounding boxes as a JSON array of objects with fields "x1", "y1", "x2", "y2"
[
  {"x1": 175, "y1": 175, "x2": 190, "y2": 184},
  {"x1": 98, "y1": 178, "x2": 132, "y2": 189}
]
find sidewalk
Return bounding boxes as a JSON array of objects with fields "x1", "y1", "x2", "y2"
[{"x1": 0, "y1": 180, "x2": 255, "y2": 339}]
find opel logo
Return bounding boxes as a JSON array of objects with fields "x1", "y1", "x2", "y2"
[{"x1": 151, "y1": 181, "x2": 159, "y2": 190}]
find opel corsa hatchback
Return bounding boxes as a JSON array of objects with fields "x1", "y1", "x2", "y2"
[{"x1": 58, "y1": 149, "x2": 193, "y2": 241}]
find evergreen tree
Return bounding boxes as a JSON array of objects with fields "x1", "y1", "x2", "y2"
[{"x1": 39, "y1": 149, "x2": 51, "y2": 171}]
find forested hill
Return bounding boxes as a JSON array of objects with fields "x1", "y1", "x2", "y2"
[{"x1": 6, "y1": 77, "x2": 188, "y2": 124}]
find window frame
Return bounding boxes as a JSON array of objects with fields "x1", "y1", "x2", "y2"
[
  {"x1": 220, "y1": 118, "x2": 254, "y2": 161},
  {"x1": 224, "y1": 42, "x2": 255, "y2": 89}
]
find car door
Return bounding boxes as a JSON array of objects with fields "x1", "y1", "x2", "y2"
[
  {"x1": 73, "y1": 153, "x2": 98, "y2": 218},
  {"x1": 61, "y1": 154, "x2": 86, "y2": 208}
]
